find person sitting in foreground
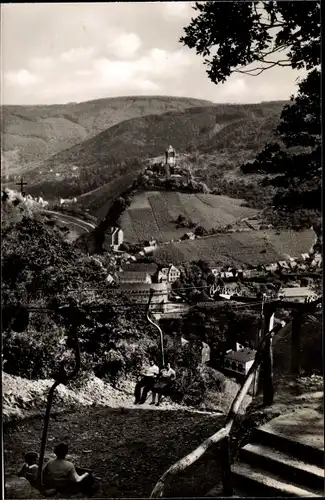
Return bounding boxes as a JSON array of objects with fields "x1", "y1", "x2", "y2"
[
  {"x1": 42, "y1": 443, "x2": 97, "y2": 495},
  {"x1": 17, "y1": 451, "x2": 39, "y2": 487},
  {"x1": 151, "y1": 362, "x2": 176, "y2": 406},
  {"x1": 134, "y1": 359, "x2": 159, "y2": 404}
]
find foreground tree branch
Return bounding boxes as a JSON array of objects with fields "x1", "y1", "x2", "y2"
[{"x1": 180, "y1": 1, "x2": 321, "y2": 220}]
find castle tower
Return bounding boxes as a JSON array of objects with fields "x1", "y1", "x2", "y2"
[{"x1": 165, "y1": 145, "x2": 176, "y2": 177}]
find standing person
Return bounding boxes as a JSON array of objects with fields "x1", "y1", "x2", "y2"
[
  {"x1": 134, "y1": 359, "x2": 159, "y2": 404},
  {"x1": 151, "y1": 363, "x2": 176, "y2": 406},
  {"x1": 42, "y1": 443, "x2": 97, "y2": 496}
]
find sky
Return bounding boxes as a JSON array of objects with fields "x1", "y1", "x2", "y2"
[{"x1": 1, "y1": 2, "x2": 305, "y2": 106}]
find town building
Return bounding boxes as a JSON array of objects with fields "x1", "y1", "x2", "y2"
[
  {"x1": 201, "y1": 342, "x2": 211, "y2": 364},
  {"x1": 165, "y1": 145, "x2": 176, "y2": 170},
  {"x1": 277, "y1": 260, "x2": 291, "y2": 270},
  {"x1": 264, "y1": 263, "x2": 278, "y2": 272},
  {"x1": 119, "y1": 263, "x2": 158, "y2": 281},
  {"x1": 223, "y1": 347, "x2": 257, "y2": 376},
  {"x1": 143, "y1": 239, "x2": 158, "y2": 255},
  {"x1": 278, "y1": 287, "x2": 317, "y2": 303},
  {"x1": 144, "y1": 239, "x2": 157, "y2": 247},
  {"x1": 108, "y1": 227, "x2": 124, "y2": 251},
  {"x1": 310, "y1": 253, "x2": 322, "y2": 268},
  {"x1": 181, "y1": 232, "x2": 195, "y2": 241},
  {"x1": 117, "y1": 271, "x2": 152, "y2": 284},
  {"x1": 158, "y1": 264, "x2": 181, "y2": 283},
  {"x1": 118, "y1": 282, "x2": 168, "y2": 306},
  {"x1": 106, "y1": 273, "x2": 116, "y2": 284}
]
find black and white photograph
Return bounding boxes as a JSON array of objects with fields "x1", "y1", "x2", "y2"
[{"x1": 1, "y1": 1, "x2": 323, "y2": 498}]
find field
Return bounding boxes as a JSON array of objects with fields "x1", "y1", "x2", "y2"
[
  {"x1": 119, "y1": 191, "x2": 258, "y2": 243},
  {"x1": 153, "y1": 229, "x2": 316, "y2": 266}
]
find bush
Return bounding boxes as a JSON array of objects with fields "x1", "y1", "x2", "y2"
[{"x1": 3, "y1": 328, "x2": 65, "y2": 379}]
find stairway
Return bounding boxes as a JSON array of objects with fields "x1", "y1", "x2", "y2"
[{"x1": 207, "y1": 408, "x2": 324, "y2": 497}]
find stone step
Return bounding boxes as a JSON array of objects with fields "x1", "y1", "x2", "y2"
[
  {"x1": 232, "y1": 462, "x2": 322, "y2": 497},
  {"x1": 240, "y1": 443, "x2": 324, "y2": 492},
  {"x1": 253, "y1": 409, "x2": 324, "y2": 467}
]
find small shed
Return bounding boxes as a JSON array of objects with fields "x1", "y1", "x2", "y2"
[{"x1": 224, "y1": 348, "x2": 257, "y2": 376}]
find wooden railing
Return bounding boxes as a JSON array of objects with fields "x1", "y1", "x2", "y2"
[{"x1": 150, "y1": 320, "x2": 292, "y2": 498}]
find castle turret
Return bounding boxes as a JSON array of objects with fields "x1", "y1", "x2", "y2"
[
  {"x1": 165, "y1": 145, "x2": 176, "y2": 178},
  {"x1": 165, "y1": 145, "x2": 176, "y2": 167}
]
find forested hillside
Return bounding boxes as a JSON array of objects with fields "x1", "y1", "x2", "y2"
[
  {"x1": 1, "y1": 95, "x2": 213, "y2": 175},
  {"x1": 18, "y1": 101, "x2": 285, "y2": 203}
]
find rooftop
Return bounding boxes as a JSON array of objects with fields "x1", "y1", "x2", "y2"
[
  {"x1": 225, "y1": 348, "x2": 257, "y2": 363},
  {"x1": 279, "y1": 287, "x2": 315, "y2": 297},
  {"x1": 119, "y1": 282, "x2": 168, "y2": 292},
  {"x1": 121, "y1": 263, "x2": 158, "y2": 274},
  {"x1": 118, "y1": 271, "x2": 150, "y2": 282}
]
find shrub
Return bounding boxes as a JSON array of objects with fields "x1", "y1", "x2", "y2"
[{"x1": 3, "y1": 328, "x2": 65, "y2": 379}]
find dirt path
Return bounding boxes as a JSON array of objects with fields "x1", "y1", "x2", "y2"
[{"x1": 5, "y1": 407, "x2": 224, "y2": 499}]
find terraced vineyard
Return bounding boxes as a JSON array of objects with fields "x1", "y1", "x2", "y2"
[
  {"x1": 153, "y1": 229, "x2": 316, "y2": 266},
  {"x1": 119, "y1": 191, "x2": 258, "y2": 243}
]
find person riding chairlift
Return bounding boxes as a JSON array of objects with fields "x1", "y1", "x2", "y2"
[
  {"x1": 151, "y1": 363, "x2": 176, "y2": 406},
  {"x1": 134, "y1": 359, "x2": 159, "y2": 404}
]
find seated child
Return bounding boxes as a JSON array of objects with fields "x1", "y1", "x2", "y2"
[{"x1": 17, "y1": 451, "x2": 39, "y2": 487}]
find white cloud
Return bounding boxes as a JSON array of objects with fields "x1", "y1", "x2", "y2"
[
  {"x1": 60, "y1": 46, "x2": 95, "y2": 63},
  {"x1": 218, "y1": 77, "x2": 248, "y2": 99},
  {"x1": 5, "y1": 69, "x2": 41, "y2": 87},
  {"x1": 2, "y1": 3, "x2": 305, "y2": 105},
  {"x1": 106, "y1": 32, "x2": 141, "y2": 59},
  {"x1": 75, "y1": 69, "x2": 93, "y2": 77},
  {"x1": 93, "y1": 58, "x2": 134, "y2": 83},
  {"x1": 89, "y1": 48, "x2": 192, "y2": 93},
  {"x1": 135, "y1": 79, "x2": 161, "y2": 92},
  {"x1": 29, "y1": 56, "x2": 54, "y2": 71},
  {"x1": 137, "y1": 48, "x2": 192, "y2": 76},
  {"x1": 162, "y1": 2, "x2": 193, "y2": 19}
]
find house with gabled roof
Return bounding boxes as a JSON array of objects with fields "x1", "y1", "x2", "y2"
[{"x1": 158, "y1": 264, "x2": 181, "y2": 283}]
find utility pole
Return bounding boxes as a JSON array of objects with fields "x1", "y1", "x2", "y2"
[
  {"x1": 253, "y1": 294, "x2": 265, "y2": 396},
  {"x1": 291, "y1": 309, "x2": 303, "y2": 375},
  {"x1": 262, "y1": 306, "x2": 275, "y2": 406},
  {"x1": 146, "y1": 289, "x2": 165, "y2": 368},
  {"x1": 16, "y1": 177, "x2": 27, "y2": 196}
]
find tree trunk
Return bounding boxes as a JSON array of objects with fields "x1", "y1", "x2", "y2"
[{"x1": 263, "y1": 335, "x2": 274, "y2": 406}]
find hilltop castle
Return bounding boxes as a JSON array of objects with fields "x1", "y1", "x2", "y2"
[{"x1": 165, "y1": 145, "x2": 176, "y2": 177}]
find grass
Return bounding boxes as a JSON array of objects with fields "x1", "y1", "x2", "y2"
[
  {"x1": 4, "y1": 407, "x2": 224, "y2": 498},
  {"x1": 119, "y1": 191, "x2": 258, "y2": 243},
  {"x1": 153, "y1": 229, "x2": 316, "y2": 266}
]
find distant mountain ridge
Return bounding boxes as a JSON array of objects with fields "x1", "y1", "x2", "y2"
[
  {"x1": 2, "y1": 98, "x2": 288, "y2": 221},
  {"x1": 18, "y1": 100, "x2": 285, "y2": 199},
  {"x1": 1, "y1": 95, "x2": 214, "y2": 173}
]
